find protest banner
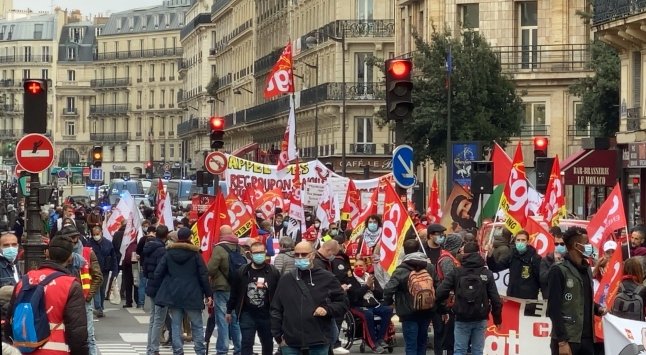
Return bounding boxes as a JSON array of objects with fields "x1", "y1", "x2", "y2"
[{"x1": 603, "y1": 314, "x2": 646, "y2": 355}]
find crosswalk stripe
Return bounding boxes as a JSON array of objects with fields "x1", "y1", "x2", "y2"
[{"x1": 97, "y1": 341, "x2": 264, "y2": 355}]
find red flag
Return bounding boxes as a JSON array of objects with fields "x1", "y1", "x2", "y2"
[
  {"x1": 349, "y1": 188, "x2": 379, "y2": 241},
  {"x1": 276, "y1": 98, "x2": 297, "y2": 170},
  {"x1": 380, "y1": 184, "x2": 414, "y2": 274},
  {"x1": 491, "y1": 142, "x2": 513, "y2": 186},
  {"x1": 498, "y1": 142, "x2": 529, "y2": 234},
  {"x1": 593, "y1": 246, "x2": 624, "y2": 339},
  {"x1": 254, "y1": 188, "x2": 282, "y2": 220},
  {"x1": 342, "y1": 180, "x2": 362, "y2": 230},
  {"x1": 587, "y1": 183, "x2": 627, "y2": 251},
  {"x1": 264, "y1": 41, "x2": 294, "y2": 99},
  {"x1": 538, "y1": 156, "x2": 567, "y2": 227},
  {"x1": 155, "y1": 178, "x2": 165, "y2": 218},
  {"x1": 191, "y1": 192, "x2": 228, "y2": 264},
  {"x1": 225, "y1": 191, "x2": 255, "y2": 237},
  {"x1": 427, "y1": 173, "x2": 442, "y2": 223},
  {"x1": 526, "y1": 218, "x2": 554, "y2": 257}
]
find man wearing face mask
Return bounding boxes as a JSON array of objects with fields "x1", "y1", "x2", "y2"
[
  {"x1": 270, "y1": 241, "x2": 348, "y2": 355},
  {"x1": 226, "y1": 242, "x2": 281, "y2": 355},
  {"x1": 425, "y1": 224, "x2": 447, "y2": 268},
  {"x1": 547, "y1": 227, "x2": 607, "y2": 355},
  {"x1": 540, "y1": 227, "x2": 566, "y2": 299},
  {"x1": 313, "y1": 239, "x2": 340, "y2": 272},
  {"x1": 88, "y1": 225, "x2": 118, "y2": 318},
  {"x1": 322, "y1": 223, "x2": 340, "y2": 243},
  {"x1": 0, "y1": 232, "x2": 20, "y2": 287},
  {"x1": 486, "y1": 230, "x2": 542, "y2": 300}
]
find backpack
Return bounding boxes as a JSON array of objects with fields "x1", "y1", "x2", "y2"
[
  {"x1": 407, "y1": 268, "x2": 436, "y2": 311},
  {"x1": 454, "y1": 267, "x2": 490, "y2": 320},
  {"x1": 11, "y1": 271, "x2": 65, "y2": 353},
  {"x1": 221, "y1": 244, "x2": 247, "y2": 283},
  {"x1": 611, "y1": 284, "x2": 645, "y2": 321}
]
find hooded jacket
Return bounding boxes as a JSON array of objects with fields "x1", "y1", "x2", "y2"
[
  {"x1": 142, "y1": 238, "x2": 166, "y2": 281},
  {"x1": 151, "y1": 242, "x2": 213, "y2": 310},
  {"x1": 270, "y1": 267, "x2": 348, "y2": 348},
  {"x1": 382, "y1": 252, "x2": 440, "y2": 320},
  {"x1": 487, "y1": 244, "x2": 542, "y2": 299},
  {"x1": 435, "y1": 252, "x2": 502, "y2": 324}
]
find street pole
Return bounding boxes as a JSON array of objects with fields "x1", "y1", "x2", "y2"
[
  {"x1": 341, "y1": 34, "x2": 347, "y2": 176},
  {"x1": 445, "y1": 45, "x2": 453, "y2": 194},
  {"x1": 24, "y1": 173, "x2": 46, "y2": 271},
  {"x1": 314, "y1": 54, "x2": 319, "y2": 160}
]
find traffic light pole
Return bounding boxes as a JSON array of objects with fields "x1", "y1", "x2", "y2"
[
  {"x1": 395, "y1": 122, "x2": 407, "y2": 203},
  {"x1": 24, "y1": 173, "x2": 46, "y2": 271}
]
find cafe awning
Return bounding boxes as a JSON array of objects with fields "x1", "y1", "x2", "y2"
[{"x1": 562, "y1": 149, "x2": 618, "y2": 186}]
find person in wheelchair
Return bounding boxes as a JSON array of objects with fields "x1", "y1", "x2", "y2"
[{"x1": 347, "y1": 258, "x2": 394, "y2": 354}]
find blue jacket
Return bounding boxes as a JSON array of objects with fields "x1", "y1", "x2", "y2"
[
  {"x1": 149, "y1": 242, "x2": 213, "y2": 310},
  {"x1": 142, "y1": 238, "x2": 166, "y2": 280},
  {"x1": 0, "y1": 255, "x2": 17, "y2": 287},
  {"x1": 88, "y1": 237, "x2": 118, "y2": 275}
]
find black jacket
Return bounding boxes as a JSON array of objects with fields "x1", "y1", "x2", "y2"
[
  {"x1": 346, "y1": 275, "x2": 384, "y2": 308},
  {"x1": 143, "y1": 238, "x2": 166, "y2": 282},
  {"x1": 136, "y1": 235, "x2": 155, "y2": 267},
  {"x1": 227, "y1": 262, "x2": 281, "y2": 317},
  {"x1": 436, "y1": 252, "x2": 503, "y2": 324},
  {"x1": 331, "y1": 253, "x2": 352, "y2": 284},
  {"x1": 539, "y1": 252, "x2": 561, "y2": 298},
  {"x1": 487, "y1": 245, "x2": 542, "y2": 299},
  {"x1": 88, "y1": 237, "x2": 118, "y2": 275},
  {"x1": 270, "y1": 267, "x2": 348, "y2": 348},
  {"x1": 150, "y1": 242, "x2": 213, "y2": 310},
  {"x1": 0, "y1": 255, "x2": 18, "y2": 287},
  {"x1": 112, "y1": 226, "x2": 125, "y2": 265}
]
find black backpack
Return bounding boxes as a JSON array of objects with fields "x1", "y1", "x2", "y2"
[
  {"x1": 220, "y1": 244, "x2": 247, "y2": 282},
  {"x1": 611, "y1": 284, "x2": 645, "y2": 321},
  {"x1": 453, "y1": 267, "x2": 490, "y2": 320}
]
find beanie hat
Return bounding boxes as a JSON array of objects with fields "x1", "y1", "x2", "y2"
[
  {"x1": 48, "y1": 235, "x2": 74, "y2": 263},
  {"x1": 443, "y1": 233, "x2": 464, "y2": 255},
  {"x1": 177, "y1": 227, "x2": 192, "y2": 241}
]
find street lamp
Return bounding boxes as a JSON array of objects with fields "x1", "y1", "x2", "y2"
[{"x1": 304, "y1": 36, "x2": 320, "y2": 160}]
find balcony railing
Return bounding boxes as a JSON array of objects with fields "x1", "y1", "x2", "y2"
[
  {"x1": 90, "y1": 78, "x2": 131, "y2": 88},
  {"x1": 593, "y1": 0, "x2": 646, "y2": 25},
  {"x1": 2, "y1": 104, "x2": 22, "y2": 112},
  {"x1": 350, "y1": 143, "x2": 377, "y2": 155},
  {"x1": 89, "y1": 104, "x2": 129, "y2": 115},
  {"x1": 512, "y1": 124, "x2": 549, "y2": 137},
  {"x1": 62, "y1": 108, "x2": 78, "y2": 115},
  {"x1": 89, "y1": 133, "x2": 130, "y2": 142},
  {"x1": 0, "y1": 79, "x2": 14, "y2": 87},
  {"x1": 180, "y1": 13, "x2": 212, "y2": 40},
  {"x1": 493, "y1": 44, "x2": 591, "y2": 73},
  {"x1": 0, "y1": 129, "x2": 20, "y2": 138},
  {"x1": 177, "y1": 117, "x2": 210, "y2": 137},
  {"x1": 0, "y1": 55, "x2": 52, "y2": 63},
  {"x1": 94, "y1": 48, "x2": 183, "y2": 61},
  {"x1": 567, "y1": 124, "x2": 602, "y2": 137}
]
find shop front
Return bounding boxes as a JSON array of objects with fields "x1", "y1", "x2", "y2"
[{"x1": 623, "y1": 143, "x2": 646, "y2": 229}]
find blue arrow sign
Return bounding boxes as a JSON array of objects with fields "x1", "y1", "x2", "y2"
[
  {"x1": 392, "y1": 144, "x2": 416, "y2": 189},
  {"x1": 90, "y1": 168, "x2": 103, "y2": 182},
  {"x1": 163, "y1": 171, "x2": 171, "y2": 180}
]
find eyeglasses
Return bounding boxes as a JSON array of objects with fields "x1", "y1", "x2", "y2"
[
  {"x1": 554, "y1": 242, "x2": 565, "y2": 246},
  {"x1": 294, "y1": 252, "x2": 311, "y2": 258}
]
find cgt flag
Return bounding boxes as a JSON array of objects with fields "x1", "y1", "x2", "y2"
[
  {"x1": 276, "y1": 96, "x2": 298, "y2": 171},
  {"x1": 225, "y1": 191, "x2": 255, "y2": 237},
  {"x1": 264, "y1": 41, "x2": 294, "y2": 99},
  {"x1": 594, "y1": 246, "x2": 624, "y2": 340},
  {"x1": 191, "y1": 192, "x2": 228, "y2": 264},
  {"x1": 379, "y1": 183, "x2": 414, "y2": 275},
  {"x1": 587, "y1": 183, "x2": 627, "y2": 252},
  {"x1": 538, "y1": 156, "x2": 566, "y2": 227},
  {"x1": 498, "y1": 142, "x2": 529, "y2": 235}
]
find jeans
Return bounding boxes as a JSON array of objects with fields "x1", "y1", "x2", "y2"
[
  {"x1": 454, "y1": 320, "x2": 487, "y2": 355},
  {"x1": 401, "y1": 318, "x2": 431, "y2": 355},
  {"x1": 431, "y1": 311, "x2": 454, "y2": 355},
  {"x1": 239, "y1": 311, "x2": 273, "y2": 355},
  {"x1": 93, "y1": 274, "x2": 110, "y2": 311},
  {"x1": 138, "y1": 274, "x2": 147, "y2": 308},
  {"x1": 169, "y1": 308, "x2": 206, "y2": 355},
  {"x1": 215, "y1": 291, "x2": 241, "y2": 355},
  {"x1": 147, "y1": 304, "x2": 169, "y2": 355},
  {"x1": 281, "y1": 345, "x2": 329, "y2": 355},
  {"x1": 352, "y1": 306, "x2": 394, "y2": 348},
  {"x1": 85, "y1": 301, "x2": 97, "y2": 355}
]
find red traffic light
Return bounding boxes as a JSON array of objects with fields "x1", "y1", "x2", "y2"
[
  {"x1": 388, "y1": 59, "x2": 412, "y2": 78},
  {"x1": 23, "y1": 80, "x2": 45, "y2": 95},
  {"x1": 146, "y1": 161, "x2": 152, "y2": 168},
  {"x1": 534, "y1": 137, "x2": 548, "y2": 148},
  {"x1": 210, "y1": 116, "x2": 224, "y2": 130}
]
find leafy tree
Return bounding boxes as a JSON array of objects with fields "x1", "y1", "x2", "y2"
[
  {"x1": 403, "y1": 30, "x2": 523, "y2": 166},
  {"x1": 568, "y1": 40, "x2": 620, "y2": 137}
]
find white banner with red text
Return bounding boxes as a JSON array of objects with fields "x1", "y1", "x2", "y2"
[{"x1": 603, "y1": 314, "x2": 646, "y2": 355}]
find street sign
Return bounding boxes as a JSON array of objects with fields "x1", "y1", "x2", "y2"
[
  {"x1": 14, "y1": 164, "x2": 24, "y2": 177},
  {"x1": 82, "y1": 166, "x2": 91, "y2": 177},
  {"x1": 392, "y1": 144, "x2": 416, "y2": 189},
  {"x1": 90, "y1": 168, "x2": 103, "y2": 182},
  {"x1": 205, "y1": 151, "x2": 227, "y2": 175},
  {"x1": 57, "y1": 177, "x2": 68, "y2": 186},
  {"x1": 57, "y1": 170, "x2": 67, "y2": 178},
  {"x1": 15, "y1": 133, "x2": 55, "y2": 173},
  {"x1": 163, "y1": 171, "x2": 171, "y2": 180}
]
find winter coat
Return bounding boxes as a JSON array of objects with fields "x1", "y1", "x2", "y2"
[
  {"x1": 491, "y1": 232, "x2": 513, "y2": 264},
  {"x1": 88, "y1": 237, "x2": 118, "y2": 276},
  {"x1": 383, "y1": 252, "x2": 440, "y2": 320},
  {"x1": 539, "y1": 252, "x2": 561, "y2": 298},
  {"x1": 151, "y1": 242, "x2": 213, "y2": 310},
  {"x1": 270, "y1": 267, "x2": 348, "y2": 348},
  {"x1": 487, "y1": 245, "x2": 542, "y2": 300},
  {"x1": 0, "y1": 255, "x2": 18, "y2": 287},
  {"x1": 273, "y1": 250, "x2": 296, "y2": 275},
  {"x1": 207, "y1": 240, "x2": 240, "y2": 291},
  {"x1": 112, "y1": 226, "x2": 125, "y2": 265},
  {"x1": 226, "y1": 262, "x2": 281, "y2": 317},
  {"x1": 142, "y1": 238, "x2": 166, "y2": 281}
]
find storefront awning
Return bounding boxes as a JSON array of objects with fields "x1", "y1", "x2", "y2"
[{"x1": 562, "y1": 149, "x2": 618, "y2": 186}]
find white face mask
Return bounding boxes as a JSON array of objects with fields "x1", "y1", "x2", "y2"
[{"x1": 92, "y1": 235, "x2": 101, "y2": 241}]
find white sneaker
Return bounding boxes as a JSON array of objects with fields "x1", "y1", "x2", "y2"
[{"x1": 333, "y1": 347, "x2": 350, "y2": 354}]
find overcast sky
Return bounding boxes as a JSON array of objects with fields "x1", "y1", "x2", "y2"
[{"x1": 25, "y1": 0, "x2": 164, "y2": 16}]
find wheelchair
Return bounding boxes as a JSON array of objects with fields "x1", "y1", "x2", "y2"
[{"x1": 340, "y1": 308, "x2": 396, "y2": 353}]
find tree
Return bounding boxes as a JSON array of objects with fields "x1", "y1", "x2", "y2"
[
  {"x1": 403, "y1": 30, "x2": 523, "y2": 167},
  {"x1": 568, "y1": 40, "x2": 620, "y2": 137}
]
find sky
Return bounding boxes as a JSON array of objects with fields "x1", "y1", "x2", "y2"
[{"x1": 26, "y1": 0, "x2": 164, "y2": 16}]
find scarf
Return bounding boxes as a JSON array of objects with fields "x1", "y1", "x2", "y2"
[
  {"x1": 354, "y1": 273, "x2": 378, "y2": 305},
  {"x1": 363, "y1": 228, "x2": 381, "y2": 248}
]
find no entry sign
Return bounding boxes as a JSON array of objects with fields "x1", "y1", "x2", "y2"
[{"x1": 15, "y1": 133, "x2": 55, "y2": 173}]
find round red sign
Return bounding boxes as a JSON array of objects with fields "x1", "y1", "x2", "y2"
[{"x1": 15, "y1": 134, "x2": 55, "y2": 173}]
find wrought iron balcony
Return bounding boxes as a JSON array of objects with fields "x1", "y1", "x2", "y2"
[
  {"x1": 177, "y1": 117, "x2": 210, "y2": 137},
  {"x1": 493, "y1": 44, "x2": 591, "y2": 73},
  {"x1": 0, "y1": 129, "x2": 20, "y2": 138},
  {"x1": 62, "y1": 108, "x2": 78, "y2": 115},
  {"x1": 0, "y1": 79, "x2": 14, "y2": 87},
  {"x1": 180, "y1": 13, "x2": 212, "y2": 40},
  {"x1": 89, "y1": 132, "x2": 130, "y2": 142},
  {"x1": 94, "y1": 48, "x2": 183, "y2": 61},
  {"x1": 593, "y1": 0, "x2": 646, "y2": 25},
  {"x1": 567, "y1": 124, "x2": 602, "y2": 137},
  {"x1": 90, "y1": 78, "x2": 131, "y2": 88},
  {"x1": 254, "y1": 47, "x2": 283, "y2": 75},
  {"x1": 0, "y1": 55, "x2": 52, "y2": 63},
  {"x1": 512, "y1": 124, "x2": 549, "y2": 137},
  {"x1": 89, "y1": 104, "x2": 129, "y2": 115}
]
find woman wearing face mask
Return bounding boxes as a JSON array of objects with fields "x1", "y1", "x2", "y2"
[
  {"x1": 88, "y1": 225, "x2": 119, "y2": 317},
  {"x1": 485, "y1": 230, "x2": 542, "y2": 300}
]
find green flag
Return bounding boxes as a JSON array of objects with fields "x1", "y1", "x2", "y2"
[{"x1": 478, "y1": 184, "x2": 503, "y2": 225}]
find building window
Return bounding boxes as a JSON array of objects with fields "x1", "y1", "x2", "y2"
[
  {"x1": 519, "y1": 1, "x2": 538, "y2": 69},
  {"x1": 521, "y1": 102, "x2": 546, "y2": 134},
  {"x1": 137, "y1": 91, "x2": 142, "y2": 106},
  {"x1": 41, "y1": 69, "x2": 48, "y2": 80},
  {"x1": 150, "y1": 64, "x2": 155, "y2": 79},
  {"x1": 67, "y1": 70, "x2": 76, "y2": 81},
  {"x1": 42, "y1": 46, "x2": 50, "y2": 62},
  {"x1": 136, "y1": 117, "x2": 142, "y2": 135},
  {"x1": 66, "y1": 97, "x2": 75, "y2": 113},
  {"x1": 355, "y1": 52, "x2": 373, "y2": 84},
  {"x1": 65, "y1": 121, "x2": 75, "y2": 136},
  {"x1": 160, "y1": 143, "x2": 165, "y2": 159},
  {"x1": 33, "y1": 24, "x2": 44, "y2": 39},
  {"x1": 161, "y1": 89, "x2": 165, "y2": 105},
  {"x1": 67, "y1": 47, "x2": 76, "y2": 60},
  {"x1": 170, "y1": 89, "x2": 175, "y2": 105},
  {"x1": 137, "y1": 65, "x2": 143, "y2": 81},
  {"x1": 356, "y1": 117, "x2": 373, "y2": 143},
  {"x1": 69, "y1": 27, "x2": 83, "y2": 43},
  {"x1": 149, "y1": 90, "x2": 155, "y2": 106},
  {"x1": 22, "y1": 69, "x2": 30, "y2": 79},
  {"x1": 632, "y1": 51, "x2": 642, "y2": 108},
  {"x1": 356, "y1": 0, "x2": 373, "y2": 20},
  {"x1": 169, "y1": 144, "x2": 174, "y2": 158},
  {"x1": 23, "y1": 46, "x2": 32, "y2": 62},
  {"x1": 459, "y1": 4, "x2": 479, "y2": 30}
]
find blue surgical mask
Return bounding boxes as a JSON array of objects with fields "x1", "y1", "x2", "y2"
[
  {"x1": 283, "y1": 221, "x2": 289, "y2": 228},
  {"x1": 2, "y1": 246, "x2": 18, "y2": 262},
  {"x1": 251, "y1": 253, "x2": 266, "y2": 265},
  {"x1": 555, "y1": 245, "x2": 567, "y2": 255},
  {"x1": 578, "y1": 243, "x2": 594, "y2": 258},
  {"x1": 367, "y1": 223, "x2": 378, "y2": 232},
  {"x1": 295, "y1": 258, "x2": 310, "y2": 270},
  {"x1": 436, "y1": 235, "x2": 446, "y2": 245},
  {"x1": 515, "y1": 242, "x2": 527, "y2": 254},
  {"x1": 330, "y1": 229, "x2": 339, "y2": 237}
]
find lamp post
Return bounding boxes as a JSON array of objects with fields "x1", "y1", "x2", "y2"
[{"x1": 304, "y1": 36, "x2": 320, "y2": 159}]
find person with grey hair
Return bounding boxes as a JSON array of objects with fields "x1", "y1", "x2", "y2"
[{"x1": 274, "y1": 236, "x2": 296, "y2": 275}]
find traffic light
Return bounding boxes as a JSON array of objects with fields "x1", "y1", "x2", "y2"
[
  {"x1": 23, "y1": 79, "x2": 48, "y2": 134},
  {"x1": 535, "y1": 157, "x2": 555, "y2": 194},
  {"x1": 533, "y1": 137, "x2": 548, "y2": 158},
  {"x1": 91, "y1": 146, "x2": 103, "y2": 167},
  {"x1": 384, "y1": 59, "x2": 414, "y2": 121},
  {"x1": 210, "y1": 116, "x2": 225, "y2": 149},
  {"x1": 145, "y1": 161, "x2": 153, "y2": 177}
]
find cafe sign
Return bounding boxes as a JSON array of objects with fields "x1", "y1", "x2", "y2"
[{"x1": 563, "y1": 150, "x2": 617, "y2": 187}]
